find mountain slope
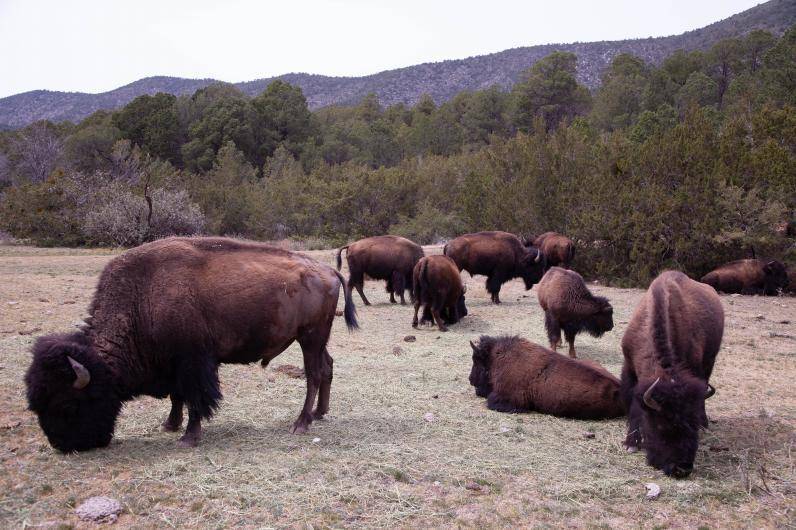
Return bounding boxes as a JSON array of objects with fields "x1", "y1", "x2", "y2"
[{"x1": 1, "y1": 0, "x2": 794, "y2": 128}]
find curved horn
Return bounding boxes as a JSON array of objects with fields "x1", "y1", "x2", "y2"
[
  {"x1": 67, "y1": 356, "x2": 91, "y2": 389},
  {"x1": 469, "y1": 340, "x2": 478, "y2": 352},
  {"x1": 705, "y1": 383, "x2": 715, "y2": 399},
  {"x1": 642, "y1": 377, "x2": 662, "y2": 411},
  {"x1": 534, "y1": 248, "x2": 542, "y2": 263}
]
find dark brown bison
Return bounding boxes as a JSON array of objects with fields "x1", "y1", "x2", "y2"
[
  {"x1": 444, "y1": 231, "x2": 545, "y2": 304},
  {"x1": 531, "y1": 231, "x2": 575, "y2": 269},
  {"x1": 700, "y1": 258, "x2": 789, "y2": 295},
  {"x1": 337, "y1": 235, "x2": 424, "y2": 305},
  {"x1": 411, "y1": 255, "x2": 467, "y2": 332},
  {"x1": 537, "y1": 267, "x2": 613, "y2": 358},
  {"x1": 621, "y1": 270, "x2": 723, "y2": 478},
  {"x1": 25, "y1": 237, "x2": 358, "y2": 452},
  {"x1": 468, "y1": 335, "x2": 624, "y2": 419}
]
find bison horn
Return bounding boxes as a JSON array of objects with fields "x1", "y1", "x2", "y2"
[
  {"x1": 705, "y1": 383, "x2": 715, "y2": 399},
  {"x1": 534, "y1": 249, "x2": 541, "y2": 263},
  {"x1": 67, "y1": 356, "x2": 91, "y2": 389},
  {"x1": 469, "y1": 340, "x2": 478, "y2": 352},
  {"x1": 642, "y1": 377, "x2": 662, "y2": 411}
]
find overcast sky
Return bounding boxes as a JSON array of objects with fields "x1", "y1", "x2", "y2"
[{"x1": 0, "y1": 0, "x2": 765, "y2": 99}]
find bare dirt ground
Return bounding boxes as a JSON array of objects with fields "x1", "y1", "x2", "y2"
[{"x1": 0, "y1": 245, "x2": 794, "y2": 528}]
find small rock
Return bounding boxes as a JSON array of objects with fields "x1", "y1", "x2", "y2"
[
  {"x1": 62, "y1": 300, "x2": 76, "y2": 305},
  {"x1": 754, "y1": 314, "x2": 764, "y2": 320},
  {"x1": 423, "y1": 412, "x2": 435, "y2": 422},
  {"x1": 730, "y1": 293, "x2": 741, "y2": 297},
  {"x1": 312, "y1": 437, "x2": 321, "y2": 443},
  {"x1": 7, "y1": 301, "x2": 19, "y2": 306},
  {"x1": 582, "y1": 431, "x2": 596, "y2": 439},
  {"x1": 644, "y1": 482, "x2": 661, "y2": 500},
  {"x1": 432, "y1": 394, "x2": 439, "y2": 399},
  {"x1": 709, "y1": 445, "x2": 729, "y2": 452},
  {"x1": 18, "y1": 327, "x2": 41, "y2": 336},
  {"x1": 499, "y1": 426, "x2": 510, "y2": 433},
  {"x1": 391, "y1": 346, "x2": 403, "y2": 356},
  {"x1": 75, "y1": 496, "x2": 123, "y2": 523},
  {"x1": 464, "y1": 481, "x2": 482, "y2": 491},
  {"x1": 38, "y1": 298, "x2": 50, "y2": 303},
  {"x1": 779, "y1": 320, "x2": 791, "y2": 325},
  {"x1": 265, "y1": 374, "x2": 276, "y2": 383},
  {"x1": 334, "y1": 310, "x2": 343, "y2": 317},
  {"x1": 403, "y1": 335, "x2": 416, "y2": 342}
]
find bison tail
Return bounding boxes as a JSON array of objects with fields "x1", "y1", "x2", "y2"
[
  {"x1": 336, "y1": 245, "x2": 349, "y2": 271},
  {"x1": 334, "y1": 270, "x2": 359, "y2": 331}
]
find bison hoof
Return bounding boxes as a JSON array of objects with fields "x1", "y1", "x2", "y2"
[
  {"x1": 439, "y1": 326, "x2": 449, "y2": 332},
  {"x1": 290, "y1": 422, "x2": 309, "y2": 435},
  {"x1": 312, "y1": 409, "x2": 327, "y2": 420},
  {"x1": 412, "y1": 321, "x2": 418, "y2": 328},
  {"x1": 161, "y1": 420, "x2": 182, "y2": 432}
]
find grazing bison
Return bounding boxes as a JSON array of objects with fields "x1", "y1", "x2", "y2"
[
  {"x1": 532, "y1": 232, "x2": 575, "y2": 269},
  {"x1": 412, "y1": 255, "x2": 467, "y2": 332},
  {"x1": 444, "y1": 231, "x2": 545, "y2": 304},
  {"x1": 337, "y1": 235, "x2": 424, "y2": 305},
  {"x1": 468, "y1": 336, "x2": 624, "y2": 419},
  {"x1": 621, "y1": 270, "x2": 723, "y2": 478},
  {"x1": 700, "y1": 258, "x2": 789, "y2": 295},
  {"x1": 537, "y1": 267, "x2": 614, "y2": 358},
  {"x1": 25, "y1": 237, "x2": 358, "y2": 452}
]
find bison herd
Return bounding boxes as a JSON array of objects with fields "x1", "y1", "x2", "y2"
[{"x1": 24, "y1": 232, "x2": 792, "y2": 481}]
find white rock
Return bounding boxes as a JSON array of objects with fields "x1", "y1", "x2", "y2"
[
  {"x1": 499, "y1": 426, "x2": 510, "y2": 433},
  {"x1": 75, "y1": 496, "x2": 122, "y2": 522},
  {"x1": 423, "y1": 412, "x2": 435, "y2": 422},
  {"x1": 312, "y1": 437, "x2": 321, "y2": 443},
  {"x1": 644, "y1": 482, "x2": 661, "y2": 499}
]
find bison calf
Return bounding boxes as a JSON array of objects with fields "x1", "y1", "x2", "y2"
[
  {"x1": 337, "y1": 235, "x2": 424, "y2": 305},
  {"x1": 412, "y1": 255, "x2": 467, "y2": 332},
  {"x1": 469, "y1": 336, "x2": 624, "y2": 419},
  {"x1": 700, "y1": 258, "x2": 789, "y2": 295},
  {"x1": 537, "y1": 267, "x2": 614, "y2": 358},
  {"x1": 621, "y1": 271, "x2": 724, "y2": 478},
  {"x1": 25, "y1": 237, "x2": 358, "y2": 452}
]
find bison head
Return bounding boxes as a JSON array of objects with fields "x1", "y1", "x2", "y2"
[
  {"x1": 468, "y1": 339, "x2": 493, "y2": 398},
  {"x1": 25, "y1": 333, "x2": 122, "y2": 452},
  {"x1": 519, "y1": 246, "x2": 546, "y2": 289},
  {"x1": 585, "y1": 297, "x2": 614, "y2": 337},
  {"x1": 762, "y1": 260, "x2": 789, "y2": 295},
  {"x1": 457, "y1": 286, "x2": 468, "y2": 320},
  {"x1": 636, "y1": 376, "x2": 712, "y2": 478}
]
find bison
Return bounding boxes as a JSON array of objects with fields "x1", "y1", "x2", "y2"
[
  {"x1": 411, "y1": 255, "x2": 467, "y2": 332},
  {"x1": 25, "y1": 237, "x2": 358, "y2": 452},
  {"x1": 468, "y1": 335, "x2": 624, "y2": 419},
  {"x1": 700, "y1": 258, "x2": 789, "y2": 295},
  {"x1": 621, "y1": 270, "x2": 724, "y2": 478},
  {"x1": 537, "y1": 267, "x2": 614, "y2": 358},
  {"x1": 531, "y1": 232, "x2": 575, "y2": 269},
  {"x1": 444, "y1": 231, "x2": 545, "y2": 304},
  {"x1": 337, "y1": 235, "x2": 424, "y2": 305}
]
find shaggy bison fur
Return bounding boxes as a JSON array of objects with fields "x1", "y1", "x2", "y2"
[
  {"x1": 700, "y1": 258, "x2": 789, "y2": 295},
  {"x1": 444, "y1": 231, "x2": 545, "y2": 304},
  {"x1": 412, "y1": 255, "x2": 467, "y2": 332},
  {"x1": 337, "y1": 235, "x2": 424, "y2": 305},
  {"x1": 25, "y1": 237, "x2": 358, "y2": 452},
  {"x1": 469, "y1": 336, "x2": 624, "y2": 419},
  {"x1": 621, "y1": 270, "x2": 724, "y2": 478},
  {"x1": 537, "y1": 267, "x2": 614, "y2": 358}
]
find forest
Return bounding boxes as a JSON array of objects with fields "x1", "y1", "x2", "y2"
[{"x1": 0, "y1": 27, "x2": 794, "y2": 286}]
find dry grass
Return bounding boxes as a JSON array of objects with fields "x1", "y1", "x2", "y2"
[{"x1": 1, "y1": 245, "x2": 794, "y2": 528}]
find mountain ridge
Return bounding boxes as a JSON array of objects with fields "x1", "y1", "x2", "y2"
[{"x1": 2, "y1": 0, "x2": 794, "y2": 129}]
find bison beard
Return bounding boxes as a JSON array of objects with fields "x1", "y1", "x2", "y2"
[
  {"x1": 620, "y1": 270, "x2": 723, "y2": 478},
  {"x1": 25, "y1": 237, "x2": 358, "y2": 452}
]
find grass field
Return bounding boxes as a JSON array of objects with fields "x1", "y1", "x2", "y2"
[{"x1": 1, "y1": 245, "x2": 794, "y2": 528}]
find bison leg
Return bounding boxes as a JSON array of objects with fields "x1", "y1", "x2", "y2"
[
  {"x1": 177, "y1": 410, "x2": 202, "y2": 448},
  {"x1": 620, "y1": 365, "x2": 642, "y2": 452},
  {"x1": 387, "y1": 277, "x2": 396, "y2": 304},
  {"x1": 313, "y1": 348, "x2": 334, "y2": 420},
  {"x1": 430, "y1": 302, "x2": 449, "y2": 332},
  {"x1": 161, "y1": 394, "x2": 184, "y2": 432},
  {"x1": 354, "y1": 282, "x2": 371, "y2": 306},
  {"x1": 391, "y1": 272, "x2": 407, "y2": 305},
  {"x1": 564, "y1": 328, "x2": 578, "y2": 358},
  {"x1": 544, "y1": 311, "x2": 561, "y2": 351},
  {"x1": 486, "y1": 274, "x2": 504, "y2": 304},
  {"x1": 412, "y1": 300, "x2": 422, "y2": 328},
  {"x1": 292, "y1": 336, "x2": 327, "y2": 434},
  {"x1": 486, "y1": 392, "x2": 524, "y2": 413}
]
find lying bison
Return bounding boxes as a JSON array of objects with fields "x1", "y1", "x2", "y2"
[
  {"x1": 700, "y1": 258, "x2": 789, "y2": 295},
  {"x1": 444, "y1": 231, "x2": 545, "y2": 304},
  {"x1": 621, "y1": 271, "x2": 723, "y2": 478},
  {"x1": 337, "y1": 235, "x2": 424, "y2": 305},
  {"x1": 469, "y1": 336, "x2": 624, "y2": 419},
  {"x1": 537, "y1": 267, "x2": 614, "y2": 358},
  {"x1": 532, "y1": 232, "x2": 575, "y2": 269},
  {"x1": 412, "y1": 255, "x2": 467, "y2": 332},
  {"x1": 25, "y1": 237, "x2": 358, "y2": 452}
]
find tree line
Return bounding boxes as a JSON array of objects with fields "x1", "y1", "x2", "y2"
[{"x1": 0, "y1": 27, "x2": 794, "y2": 285}]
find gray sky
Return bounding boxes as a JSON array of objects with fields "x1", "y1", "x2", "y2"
[{"x1": 0, "y1": 0, "x2": 765, "y2": 99}]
